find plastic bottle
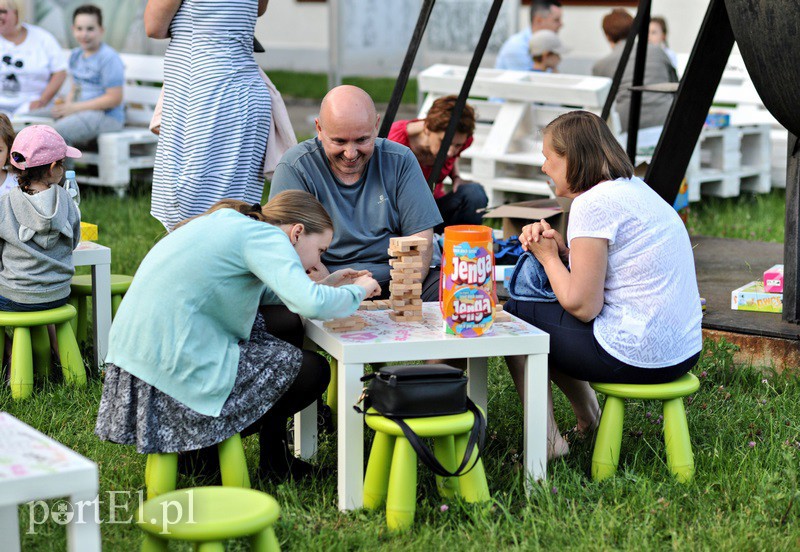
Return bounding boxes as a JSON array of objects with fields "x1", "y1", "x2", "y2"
[{"x1": 64, "y1": 170, "x2": 80, "y2": 206}]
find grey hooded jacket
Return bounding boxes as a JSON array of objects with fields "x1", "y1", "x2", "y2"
[{"x1": 0, "y1": 185, "x2": 81, "y2": 304}]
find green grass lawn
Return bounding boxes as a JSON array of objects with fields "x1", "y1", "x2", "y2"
[
  {"x1": 267, "y1": 71, "x2": 418, "y2": 104},
  {"x1": 1, "y1": 186, "x2": 798, "y2": 549}
]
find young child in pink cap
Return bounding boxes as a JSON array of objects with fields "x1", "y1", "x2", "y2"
[{"x1": 0, "y1": 125, "x2": 82, "y2": 312}]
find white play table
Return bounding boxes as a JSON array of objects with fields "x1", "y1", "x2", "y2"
[
  {"x1": 298, "y1": 302, "x2": 549, "y2": 511},
  {"x1": 0, "y1": 412, "x2": 101, "y2": 551},
  {"x1": 73, "y1": 241, "x2": 112, "y2": 371}
]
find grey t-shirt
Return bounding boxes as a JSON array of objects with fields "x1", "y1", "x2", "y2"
[{"x1": 270, "y1": 138, "x2": 442, "y2": 283}]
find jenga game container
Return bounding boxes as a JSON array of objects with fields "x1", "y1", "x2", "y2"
[{"x1": 440, "y1": 225, "x2": 495, "y2": 337}]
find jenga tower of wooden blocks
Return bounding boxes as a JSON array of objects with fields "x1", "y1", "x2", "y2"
[{"x1": 387, "y1": 237, "x2": 428, "y2": 322}]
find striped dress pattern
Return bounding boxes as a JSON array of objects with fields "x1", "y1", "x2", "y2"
[{"x1": 151, "y1": 0, "x2": 271, "y2": 230}]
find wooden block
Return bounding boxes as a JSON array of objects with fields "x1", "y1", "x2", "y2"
[
  {"x1": 398, "y1": 250, "x2": 422, "y2": 257},
  {"x1": 389, "y1": 259, "x2": 424, "y2": 269},
  {"x1": 387, "y1": 248, "x2": 422, "y2": 258},
  {"x1": 495, "y1": 310, "x2": 512, "y2": 322},
  {"x1": 389, "y1": 282, "x2": 422, "y2": 293},
  {"x1": 410, "y1": 298, "x2": 423, "y2": 306},
  {"x1": 390, "y1": 236, "x2": 429, "y2": 250},
  {"x1": 358, "y1": 301, "x2": 373, "y2": 310},
  {"x1": 372, "y1": 299, "x2": 392, "y2": 309},
  {"x1": 391, "y1": 269, "x2": 423, "y2": 279},
  {"x1": 388, "y1": 312, "x2": 424, "y2": 323},
  {"x1": 391, "y1": 275, "x2": 422, "y2": 285},
  {"x1": 323, "y1": 315, "x2": 367, "y2": 332}
]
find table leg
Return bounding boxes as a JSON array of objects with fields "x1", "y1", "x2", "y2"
[
  {"x1": 524, "y1": 353, "x2": 548, "y2": 492},
  {"x1": 466, "y1": 357, "x2": 489, "y2": 416},
  {"x1": 338, "y1": 363, "x2": 364, "y2": 511},
  {"x1": 0, "y1": 504, "x2": 20, "y2": 552},
  {"x1": 91, "y1": 262, "x2": 112, "y2": 372},
  {"x1": 66, "y1": 491, "x2": 101, "y2": 552},
  {"x1": 294, "y1": 401, "x2": 317, "y2": 460}
]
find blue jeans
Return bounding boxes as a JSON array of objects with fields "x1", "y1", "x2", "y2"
[{"x1": 0, "y1": 294, "x2": 68, "y2": 312}]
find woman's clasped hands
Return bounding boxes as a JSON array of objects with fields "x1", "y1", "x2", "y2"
[{"x1": 519, "y1": 219, "x2": 569, "y2": 265}]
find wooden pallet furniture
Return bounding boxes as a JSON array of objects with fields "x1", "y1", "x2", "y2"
[
  {"x1": 13, "y1": 52, "x2": 163, "y2": 196},
  {"x1": 417, "y1": 64, "x2": 617, "y2": 206},
  {"x1": 418, "y1": 63, "x2": 773, "y2": 205}
]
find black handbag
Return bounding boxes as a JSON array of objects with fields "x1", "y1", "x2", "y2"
[{"x1": 355, "y1": 364, "x2": 486, "y2": 478}]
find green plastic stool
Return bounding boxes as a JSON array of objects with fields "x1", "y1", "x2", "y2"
[
  {"x1": 590, "y1": 373, "x2": 700, "y2": 483},
  {"x1": 137, "y1": 486, "x2": 280, "y2": 551},
  {"x1": 0, "y1": 304, "x2": 85, "y2": 400},
  {"x1": 145, "y1": 433, "x2": 251, "y2": 499},
  {"x1": 363, "y1": 407, "x2": 490, "y2": 531},
  {"x1": 69, "y1": 274, "x2": 133, "y2": 344}
]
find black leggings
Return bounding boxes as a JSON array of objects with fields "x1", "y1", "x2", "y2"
[
  {"x1": 243, "y1": 305, "x2": 329, "y2": 437},
  {"x1": 505, "y1": 299, "x2": 699, "y2": 384},
  {"x1": 183, "y1": 307, "x2": 329, "y2": 474}
]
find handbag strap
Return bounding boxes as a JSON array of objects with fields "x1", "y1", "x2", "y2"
[{"x1": 393, "y1": 398, "x2": 486, "y2": 478}]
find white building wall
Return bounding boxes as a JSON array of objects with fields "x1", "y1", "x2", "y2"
[{"x1": 257, "y1": 0, "x2": 710, "y2": 75}]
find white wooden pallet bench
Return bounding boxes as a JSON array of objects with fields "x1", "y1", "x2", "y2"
[
  {"x1": 678, "y1": 52, "x2": 784, "y2": 190},
  {"x1": 683, "y1": 123, "x2": 772, "y2": 201},
  {"x1": 419, "y1": 62, "x2": 774, "y2": 206},
  {"x1": 13, "y1": 52, "x2": 163, "y2": 196},
  {"x1": 417, "y1": 64, "x2": 617, "y2": 206}
]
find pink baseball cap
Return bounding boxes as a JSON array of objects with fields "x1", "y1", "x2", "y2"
[{"x1": 10, "y1": 125, "x2": 82, "y2": 170}]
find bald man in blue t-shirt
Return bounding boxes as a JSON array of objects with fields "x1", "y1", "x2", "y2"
[{"x1": 270, "y1": 85, "x2": 443, "y2": 301}]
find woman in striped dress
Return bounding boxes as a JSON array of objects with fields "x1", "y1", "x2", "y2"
[{"x1": 145, "y1": 0, "x2": 271, "y2": 231}]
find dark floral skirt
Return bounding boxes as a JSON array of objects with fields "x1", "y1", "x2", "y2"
[{"x1": 94, "y1": 313, "x2": 302, "y2": 453}]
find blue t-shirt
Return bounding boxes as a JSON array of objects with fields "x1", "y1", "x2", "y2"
[
  {"x1": 69, "y1": 43, "x2": 125, "y2": 123},
  {"x1": 270, "y1": 138, "x2": 442, "y2": 283},
  {"x1": 495, "y1": 29, "x2": 534, "y2": 72}
]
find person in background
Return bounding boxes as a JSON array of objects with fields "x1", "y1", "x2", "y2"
[
  {"x1": 0, "y1": 125, "x2": 81, "y2": 313},
  {"x1": 0, "y1": 0, "x2": 67, "y2": 117},
  {"x1": 29, "y1": 5, "x2": 125, "y2": 147},
  {"x1": 592, "y1": 8, "x2": 678, "y2": 131},
  {"x1": 145, "y1": 0, "x2": 271, "y2": 231},
  {"x1": 649, "y1": 16, "x2": 678, "y2": 70},
  {"x1": 495, "y1": 0, "x2": 563, "y2": 72},
  {"x1": 95, "y1": 191, "x2": 381, "y2": 482},
  {"x1": 529, "y1": 29, "x2": 569, "y2": 73},
  {"x1": 270, "y1": 85, "x2": 442, "y2": 302},
  {"x1": 505, "y1": 111, "x2": 701, "y2": 461},
  {"x1": 0, "y1": 112, "x2": 16, "y2": 195},
  {"x1": 387, "y1": 95, "x2": 487, "y2": 232}
]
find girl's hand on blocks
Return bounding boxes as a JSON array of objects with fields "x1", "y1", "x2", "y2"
[
  {"x1": 306, "y1": 262, "x2": 331, "y2": 282},
  {"x1": 354, "y1": 275, "x2": 382, "y2": 299},
  {"x1": 322, "y1": 268, "x2": 372, "y2": 287}
]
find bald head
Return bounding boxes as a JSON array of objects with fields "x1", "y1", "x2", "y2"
[
  {"x1": 318, "y1": 85, "x2": 378, "y2": 129},
  {"x1": 315, "y1": 85, "x2": 380, "y2": 185}
]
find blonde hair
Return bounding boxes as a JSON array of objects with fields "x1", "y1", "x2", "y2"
[
  {"x1": 543, "y1": 110, "x2": 633, "y2": 194},
  {"x1": 0, "y1": 0, "x2": 23, "y2": 23},
  {"x1": 174, "y1": 190, "x2": 334, "y2": 233},
  {"x1": 0, "y1": 113, "x2": 15, "y2": 166}
]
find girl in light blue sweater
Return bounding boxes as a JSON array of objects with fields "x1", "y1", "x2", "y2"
[{"x1": 95, "y1": 191, "x2": 381, "y2": 482}]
